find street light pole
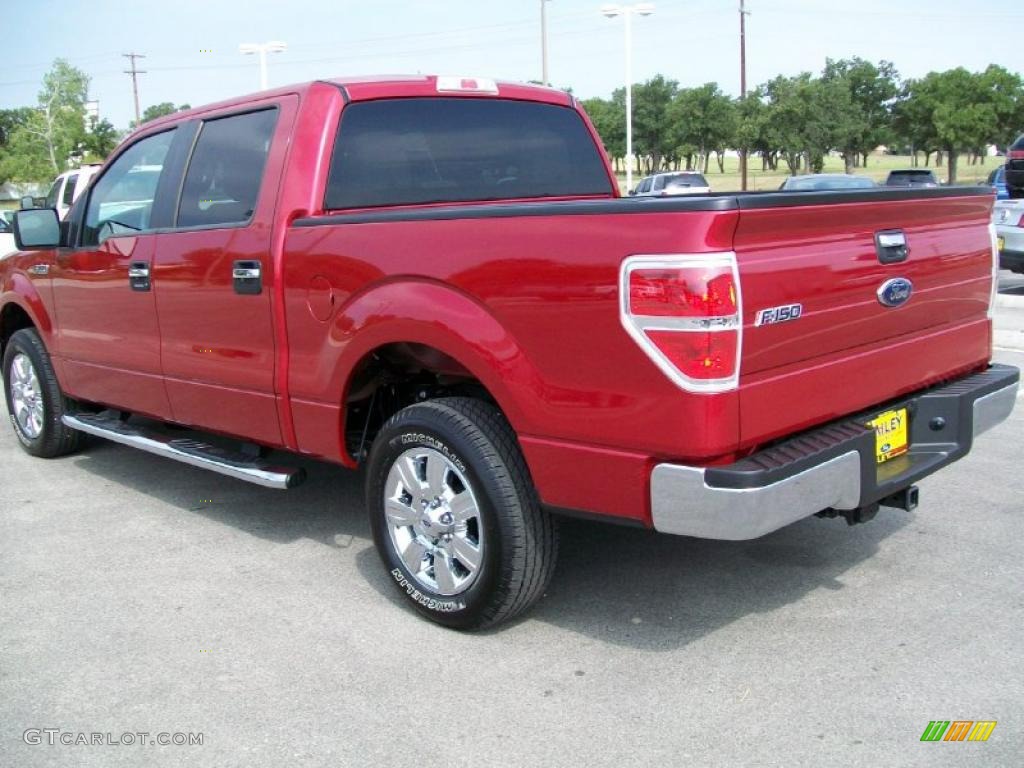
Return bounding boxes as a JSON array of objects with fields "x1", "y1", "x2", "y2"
[
  {"x1": 541, "y1": 0, "x2": 551, "y2": 86},
  {"x1": 739, "y1": 0, "x2": 749, "y2": 191},
  {"x1": 601, "y1": 4, "x2": 654, "y2": 193},
  {"x1": 239, "y1": 41, "x2": 287, "y2": 90}
]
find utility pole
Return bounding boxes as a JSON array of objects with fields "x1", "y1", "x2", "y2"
[
  {"x1": 739, "y1": 0, "x2": 749, "y2": 191},
  {"x1": 541, "y1": 0, "x2": 551, "y2": 86},
  {"x1": 123, "y1": 52, "x2": 146, "y2": 126}
]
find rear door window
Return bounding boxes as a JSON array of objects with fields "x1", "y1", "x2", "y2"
[
  {"x1": 325, "y1": 97, "x2": 612, "y2": 209},
  {"x1": 176, "y1": 108, "x2": 278, "y2": 228}
]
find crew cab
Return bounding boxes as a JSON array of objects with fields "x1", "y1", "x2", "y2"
[{"x1": 1, "y1": 76, "x2": 1018, "y2": 629}]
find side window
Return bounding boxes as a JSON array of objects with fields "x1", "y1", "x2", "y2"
[
  {"x1": 62, "y1": 174, "x2": 79, "y2": 207},
  {"x1": 652, "y1": 176, "x2": 665, "y2": 192},
  {"x1": 638, "y1": 178, "x2": 652, "y2": 194},
  {"x1": 45, "y1": 179, "x2": 61, "y2": 209},
  {"x1": 176, "y1": 108, "x2": 278, "y2": 228},
  {"x1": 82, "y1": 129, "x2": 176, "y2": 246}
]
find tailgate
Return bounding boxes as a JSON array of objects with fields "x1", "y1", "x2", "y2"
[
  {"x1": 735, "y1": 192, "x2": 994, "y2": 377},
  {"x1": 731, "y1": 190, "x2": 996, "y2": 447}
]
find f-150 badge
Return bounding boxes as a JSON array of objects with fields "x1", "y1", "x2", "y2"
[{"x1": 755, "y1": 303, "x2": 803, "y2": 326}]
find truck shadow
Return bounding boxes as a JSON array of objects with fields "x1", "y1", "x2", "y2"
[{"x1": 72, "y1": 437, "x2": 910, "y2": 650}]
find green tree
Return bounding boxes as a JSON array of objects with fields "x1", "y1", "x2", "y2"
[
  {"x1": 28, "y1": 59, "x2": 90, "y2": 173},
  {"x1": 0, "y1": 60, "x2": 90, "y2": 182},
  {"x1": 83, "y1": 117, "x2": 120, "y2": 161},
  {"x1": 670, "y1": 83, "x2": 736, "y2": 173},
  {"x1": 822, "y1": 57, "x2": 900, "y2": 171},
  {"x1": 140, "y1": 102, "x2": 192, "y2": 125},
  {"x1": 581, "y1": 96, "x2": 625, "y2": 169},
  {"x1": 900, "y1": 69, "x2": 995, "y2": 182},
  {"x1": 631, "y1": 75, "x2": 678, "y2": 173},
  {"x1": 976, "y1": 65, "x2": 1023, "y2": 155}
]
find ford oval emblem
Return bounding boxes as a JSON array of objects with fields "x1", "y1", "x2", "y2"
[{"x1": 877, "y1": 277, "x2": 913, "y2": 307}]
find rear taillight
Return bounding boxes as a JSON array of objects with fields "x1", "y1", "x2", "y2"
[{"x1": 620, "y1": 254, "x2": 742, "y2": 392}]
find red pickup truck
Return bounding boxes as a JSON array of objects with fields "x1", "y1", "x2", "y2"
[{"x1": 2, "y1": 76, "x2": 1018, "y2": 629}]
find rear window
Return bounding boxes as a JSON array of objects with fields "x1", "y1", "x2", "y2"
[
  {"x1": 663, "y1": 173, "x2": 708, "y2": 188},
  {"x1": 325, "y1": 98, "x2": 613, "y2": 209},
  {"x1": 889, "y1": 170, "x2": 933, "y2": 178},
  {"x1": 1011, "y1": 135, "x2": 1024, "y2": 151}
]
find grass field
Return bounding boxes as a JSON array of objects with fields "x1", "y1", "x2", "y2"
[{"x1": 615, "y1": 152, "x2": 1001, "y2": 193}]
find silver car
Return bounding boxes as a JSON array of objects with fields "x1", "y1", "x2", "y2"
[
  {"x1": 631, "y1": 172, "x2": 711, "y2": 197},
  {"x1": 994, "y1": 200, "x2": 1024, "y2": 274}
]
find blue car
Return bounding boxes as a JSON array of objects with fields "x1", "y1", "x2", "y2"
[{"x1": 987, "y1": 165, "x2": 1009, "y2": 200}]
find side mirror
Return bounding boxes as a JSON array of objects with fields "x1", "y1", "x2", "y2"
[
  {"x1": 19, "y1": 196, "x2": 35, "y2": 210},
  {"x1": 13, "y1": 208, "x2": 62, "y2": 250},
  {"x1": 628, "y1": 189, "x2": 637, "y2": 196}
]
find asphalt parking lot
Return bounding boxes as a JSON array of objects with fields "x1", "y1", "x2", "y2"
[{"x1": 2, "y1": 277, "x2": 1022, "y2": 767}]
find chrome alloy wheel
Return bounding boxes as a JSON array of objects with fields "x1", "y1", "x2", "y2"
[
  {"x1": 384, "y1": 447, "x2": 484, "y2": 596},
  {"x1": 9, "y1": 352, "x2": 44, "y2": 439}
]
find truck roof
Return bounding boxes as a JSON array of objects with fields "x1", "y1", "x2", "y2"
[{"x1": 134, "y1": 75, "x2": 574, "y2": 136}]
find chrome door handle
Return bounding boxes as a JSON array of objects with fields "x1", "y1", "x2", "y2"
[
  {"x1": 233, "y1": 260, "x2": 262, "y2": 295},
  {"x1": 129, "y1": 261, "x2": 151, "y2": 291}
]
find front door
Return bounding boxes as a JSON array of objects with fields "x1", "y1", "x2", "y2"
[{"x1": 52, "y1": 128, "x2": 180, "y2": 418}]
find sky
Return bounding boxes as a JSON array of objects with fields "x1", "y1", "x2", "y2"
[{"x1": 2, "y1": 0, "x2": 1022, "y2": 131}]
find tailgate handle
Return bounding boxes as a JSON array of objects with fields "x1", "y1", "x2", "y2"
[{"x1": 875, "y1": 230, "x2": 908, "y2": 264}]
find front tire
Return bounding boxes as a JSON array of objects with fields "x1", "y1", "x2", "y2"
[
  {"x1": 2, "y1": 328, "x2": 83, "y2": 458},
  {"x1": 366, "y1": 397, "x2": 558, "y2": 630}
]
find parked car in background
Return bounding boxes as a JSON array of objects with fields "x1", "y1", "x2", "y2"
[
  {"x1": 1005, "y1": 134, "x2": 1024, "y2": 199},
  {"x1": 885, "y1": 169, "x2": 940, "y2": 188},
  {"x1": 994, "y1": 199, "x2": 1024, "y2": 273},
  {"x1": 779, "y1": 174, "x2": 875, "y2": 192},
  {"x1": 986, "y1": 165, "x2": 1009, "y2": 200},
  {"x1": 42, "y1": 164, "x2": 102, "y2": 220},
  {"x1": 631, "y1": 171, "x2": 711, "y2": 196},
  {"x1": 0, "y1": 213, "x2": 15, "y2": 256}
]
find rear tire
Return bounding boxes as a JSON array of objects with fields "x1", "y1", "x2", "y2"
[
  {"x1": 366, "y1": 397, "x2": 558, "y2": 630},
  {"x1": 2, "y1": 328, "x2": 83, "y2": 458}
]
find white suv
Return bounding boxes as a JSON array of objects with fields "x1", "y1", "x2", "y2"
[
  {"x1": 42, "y1": 164, "x2": 102, "y2": 220},
  {"x1": 631, "y1": 171, "x2": 711, "y2": 197}
]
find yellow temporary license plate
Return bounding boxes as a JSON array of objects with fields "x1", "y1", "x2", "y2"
[
  {"x1": 868, "y1": 407, "x2": 909, "y2": 464},
  {"x1": 998, "y1": 236, "x2": 1005, "y2": 252}
]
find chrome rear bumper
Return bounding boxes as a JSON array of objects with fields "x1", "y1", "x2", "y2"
[{"x1": 651, "y1": 365, "x2": 1019, "y2": 540}]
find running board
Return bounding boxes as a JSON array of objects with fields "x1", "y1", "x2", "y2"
[{"x1": 62, "y1": 413, "x2": 306, "y2": 489}]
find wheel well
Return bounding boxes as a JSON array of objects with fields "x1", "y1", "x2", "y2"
[
  {"x1": 0, "y1": 303, "x2": 34, "y2": 358},
  {"x1": 344, "y1": 342, "x2": 499, "y2": 462}
]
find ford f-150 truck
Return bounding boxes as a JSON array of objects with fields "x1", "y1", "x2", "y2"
[{"x1": 1, "y1": 76, "x2": 1018, "y2": 629}]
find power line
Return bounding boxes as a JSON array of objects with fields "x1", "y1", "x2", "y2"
[{"x1": 122, "y1": 52, "x2": 146, "y2": 125}]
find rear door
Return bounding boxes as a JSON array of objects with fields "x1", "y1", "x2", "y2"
[{"x1": 152, "y1": 97, "x2": 296, "y2": 445}]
